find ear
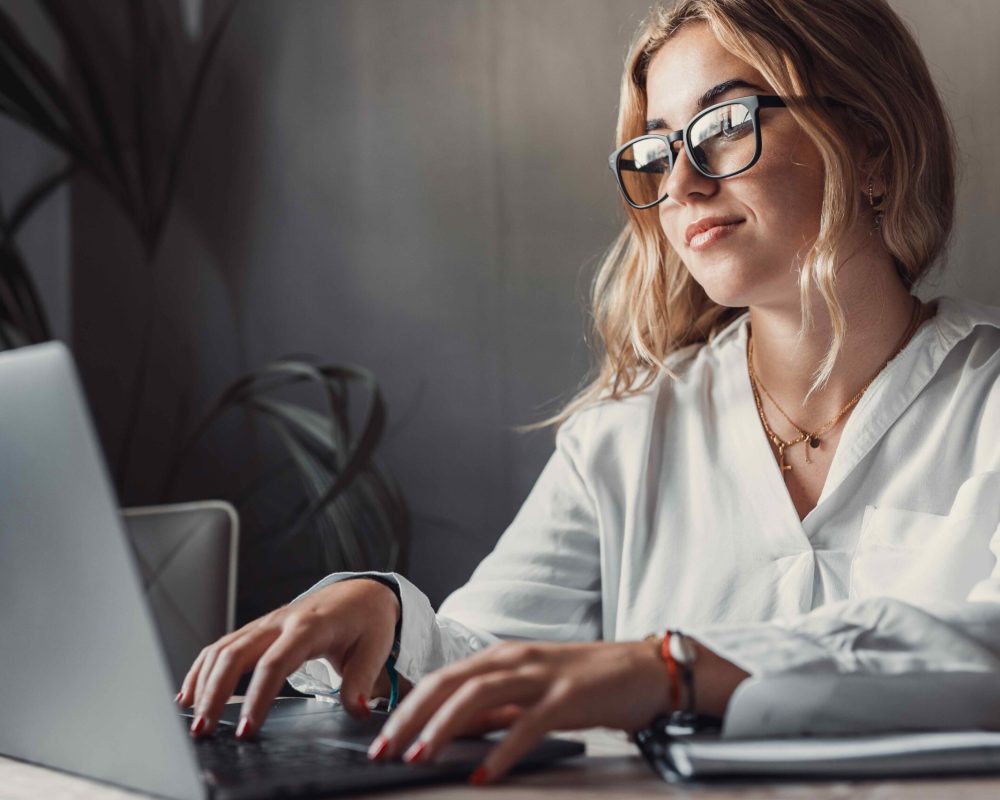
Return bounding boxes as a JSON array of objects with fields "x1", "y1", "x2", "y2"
[
  {"x1": 840, "y1": 105, "x2": 889, "y2": 200},
  {"x1": 862, "y1": 172, "x2": 887, "y2": 208},
  {"x1": 858, "y1": 149, "x2": 888, "y2": 208}
]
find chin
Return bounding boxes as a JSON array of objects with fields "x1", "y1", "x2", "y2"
[{"x1": 685, "y1": 261, "x2": 760, "y2": 309}]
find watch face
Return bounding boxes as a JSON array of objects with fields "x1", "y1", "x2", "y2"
[{"x1": 669, "y1": 632, "x2": 698, "y2": 665}]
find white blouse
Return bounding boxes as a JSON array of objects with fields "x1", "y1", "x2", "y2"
[{"x1": 289, "y1": 294, "x2": 1000, "y2": 738}]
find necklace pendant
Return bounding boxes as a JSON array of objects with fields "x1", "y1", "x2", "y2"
[
  {"x1": 809, "y1": 436, "x2": 820, "y2": 448},
  {"x1": 777, "y1": 445, "x2": 791, "y2": 473}
]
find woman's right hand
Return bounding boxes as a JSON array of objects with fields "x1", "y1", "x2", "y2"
[{"x1": 176, "y1": 578, "x2": 401, "y2": 739}]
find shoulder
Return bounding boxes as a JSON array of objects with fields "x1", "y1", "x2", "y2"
[
  {"x1": 914, "y1": 295, "x2": 1000, "y2": 469},
  {"x1": 557, "y1": 311, "x2": 750, "y2": 467},
  {"x1": 932, "y1": 294, "x2": 1000, "y2": 340},
  {"x1": 928, "y1": 294, "x2": 1000, "y2": 378}
]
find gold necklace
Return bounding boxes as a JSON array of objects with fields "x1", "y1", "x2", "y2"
[{"x1": 747, "y1": 296, "x2": 923, "y2": 474}]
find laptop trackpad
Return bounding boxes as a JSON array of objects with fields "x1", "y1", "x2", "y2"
[{"x1": 212, "y1": 697, "x2": 496, "y2": 762}]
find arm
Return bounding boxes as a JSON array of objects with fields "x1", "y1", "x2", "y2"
[
  {"x1": 288, "y1": 417, "x2": 603, "y2": 695},
  {"x1": 685, "y1": 470, "x2": 1000, "y2": 736},
  {"x1": 368, "y1": 472, "x2": 1000, "y2": 781}
]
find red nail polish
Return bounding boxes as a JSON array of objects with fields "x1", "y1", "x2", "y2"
[
  {"x1": 357, "y1": 694, "x2": 371, "y2": 718},
  {"x1": 368, "y1": 735, "x2": 389, "y2": 760},
  {"x1": 190, "y1": 716, "x2": 205, "y2": 735},
  {"x1": 236, "y1": 717, "x2": 251, "y2": 739},
  {"x1": 469, "y1": 766, "x2": 488, "y2": 785},
  {"x1": 174, "y1": 691, "x2": 182, "y2": 703},
  {"x1": 404, "y1": 741, "x2": 428, "y2": 763}
]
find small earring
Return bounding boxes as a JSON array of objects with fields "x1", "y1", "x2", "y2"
[{"x1": 867, "y1": 178, "x2": 885, "y2": 230}]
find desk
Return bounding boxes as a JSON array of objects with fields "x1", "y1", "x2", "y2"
[{"x1": 4, "y1": 727, "x2": 1000, "y2": 799}]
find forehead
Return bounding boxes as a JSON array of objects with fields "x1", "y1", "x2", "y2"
[{"x1": 645, "y1": 23, "x2": 771, "y2": 128}]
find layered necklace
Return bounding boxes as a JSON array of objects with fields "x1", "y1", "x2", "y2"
[{"x1": 747, "y1": 296, "x2": 924, "y2": 475}]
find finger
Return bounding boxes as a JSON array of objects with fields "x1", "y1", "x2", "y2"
[
  {"x1": 399, "y1": 671, "x2": 542, "y2": 763},
  {"x1": 178, "y1": 646, "x2": 210, "y2": 708},
  {"x1": 238, "y1": 627, "x2": 315, "y2": 738},
  {"x1": 461, "y1": 704, "x2": 525, "y2": 737},
  {"x1": 186, "y1": 621, "x2": 263, "y2": 707},
  {"x1": 192, "y1": 636, "x2": 235, "y2": 720},
  {"x1": 188, "y1": 612, "x2": 277, "y2": 708},
  {"x1": 470, "y1": 702, "x2": 556, "y2": 784},
  {"x1": 194, "y1": 627, "x2": 281, "y2": 736},
  {"x1": 338, "y1": 628, "x2": 394, "y2": 720},
  {"x1": 375, "y1": 645, "x2": 532, "y2": 757}
]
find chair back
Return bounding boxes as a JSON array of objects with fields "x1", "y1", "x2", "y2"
[{"x1": 123, "y1": 501, "x2": 238, "y2": 687}]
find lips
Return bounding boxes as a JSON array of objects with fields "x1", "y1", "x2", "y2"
[{"x1": 684, "y1": 215, "x2": 745, "y2": 247}]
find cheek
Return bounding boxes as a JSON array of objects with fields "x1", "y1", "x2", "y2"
[
  {"x1": 749, "y1": 141, "x2": 825, "y2": 238},
  {"x1": 657, "y1": 210, "x2": 684, "y2": 251}
]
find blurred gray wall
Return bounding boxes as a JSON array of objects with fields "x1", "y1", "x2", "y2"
[{"x1": 8, "y1": 1, "x2": 996, "y2": 607}]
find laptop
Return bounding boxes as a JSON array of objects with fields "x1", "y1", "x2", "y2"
[{"x1": 0, "y1": 342, "x2": 584, "y2": 799}]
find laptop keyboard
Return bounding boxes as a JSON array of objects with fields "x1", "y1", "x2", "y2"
[{"x1": 187, "y1": 719, "x2": 378, "y2": 785}]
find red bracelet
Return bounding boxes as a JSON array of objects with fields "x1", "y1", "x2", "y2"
[{"x1": 662, "y1": 630, "x2": 680, "y2": 712}]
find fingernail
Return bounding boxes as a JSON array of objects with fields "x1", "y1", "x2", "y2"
[
  {"x1": 357, "y1": 693, "x2": 371, "y2": 718},
  {"x1": 368, "y1": 734, "x2": 389, "y2": 760},
  {"x1": 174, "y1": 691, "x2": 182, "y2": 703},
  {"x1": 469, "y1": 765, "x2": 488, "y2": 785},
  {"x1": 190, "y1": 716, "x2": 205, "y2": 735},
  {"x1": 403, "y1": 740, "x2": 428, "y2": 763},
  {"x1": 236, "y1": 717, "x2": 251, "y2": 739}
]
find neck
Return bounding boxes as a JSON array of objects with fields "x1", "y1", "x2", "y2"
[{"x1": 746, "y1": 252, "x2": 931, "y2": 434}]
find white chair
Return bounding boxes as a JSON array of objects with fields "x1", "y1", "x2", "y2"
[{"x1": 122, "y1": 501, "x2": 238, "y2": 688}]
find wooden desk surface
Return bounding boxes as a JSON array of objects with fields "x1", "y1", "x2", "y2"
[{"x1": 4, "y1": 727, "x2": 1000, "y2": 799}]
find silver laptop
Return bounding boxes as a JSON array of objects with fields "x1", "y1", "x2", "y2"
[{"x1": 0, "y1": 342, "x2": 583, "y2": 799}]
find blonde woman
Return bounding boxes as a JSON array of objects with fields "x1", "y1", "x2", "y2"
[{"x1": 179, "y1": 0, "x2": 1000, "y2": 785}]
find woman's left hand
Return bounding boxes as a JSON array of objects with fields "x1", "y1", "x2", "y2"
[{"x1": 366, "y1": 639, "x2": 672, "y2": 784}]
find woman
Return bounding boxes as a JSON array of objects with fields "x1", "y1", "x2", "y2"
[{"x1": 178, "y1": 0, "x2": 1000, "y2": 785}]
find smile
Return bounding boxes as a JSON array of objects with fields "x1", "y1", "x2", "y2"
[{"x1": 687, "y1": 221, "x2": 744, "y2": 251}]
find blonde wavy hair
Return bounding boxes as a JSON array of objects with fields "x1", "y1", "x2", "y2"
[{"x1": 542, "y1": 0, "x2": 955, "y2": 430}]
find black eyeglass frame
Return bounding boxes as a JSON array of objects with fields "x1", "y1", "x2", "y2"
[{"x1": 608, "y1": 94, "x2": 788, "y2": 210}]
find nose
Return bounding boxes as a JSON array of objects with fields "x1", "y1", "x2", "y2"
[{"x1": 664, "y1": 146, "x2": 718, "y2": 205}]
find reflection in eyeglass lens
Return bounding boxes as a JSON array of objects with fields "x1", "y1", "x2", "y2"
[
  {"x1": 689, "y1": 103, "x2": 755, "y2": 177},
  {"x1": 617, "y1": 101, "x2": 758, "y2": 206},
  {"x1": 618, "y1": 138, "x2": 671, "y2": 207}
]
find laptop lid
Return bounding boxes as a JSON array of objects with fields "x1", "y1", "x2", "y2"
[{"x1": 0, "y1": 342, "x2": 206, "y2": 800}]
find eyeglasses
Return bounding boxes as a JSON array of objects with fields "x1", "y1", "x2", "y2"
[{"x1": 608, "y1": 94, "x2": 787, "y2": 209}]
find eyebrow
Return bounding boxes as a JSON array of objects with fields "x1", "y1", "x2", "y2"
[{"x1": 645, "y1": 78, "x2": 769, "y2": 133}]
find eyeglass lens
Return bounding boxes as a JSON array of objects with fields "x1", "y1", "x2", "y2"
[{"x1": 617, "y1": 101, "x2": 756, "y2": 207}]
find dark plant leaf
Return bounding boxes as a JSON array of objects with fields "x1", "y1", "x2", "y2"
[
  {"x1": 0, "y1": 5, "x2": 128, "y2": 213},
  {"x1": 4, "y1": 162, "x2": 76, "y2": 237},
  {"x1": 38, "y1": 0, "x2": 134, "y2": 208},
  {"x1": 150, "y1": 0, "x2": 236, "y2": 252},
  {"x1": 165, "y1": 357, "x2": 408, "y2": 579},
  {"x1": 129, "y1": 0, "x2": 154, "y2": 243},
  {"x1": 0, "y1": 225, "x2": 51, "y2": 344},
  {"x1": 249, "y1": 404, "x2": 367, "y2": 571}
]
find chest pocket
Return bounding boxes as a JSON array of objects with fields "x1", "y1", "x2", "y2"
[{"x1": 849, "y1": 473, "x2": 1000, "y2": 604}]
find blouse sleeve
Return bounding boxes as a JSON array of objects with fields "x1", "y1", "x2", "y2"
[
  {"x1": 287, "y1": 418, "x2": 602, "y2": 694},
  {"x1": 689, "y1": 470, "x2": 1000, "y2": 738}
]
